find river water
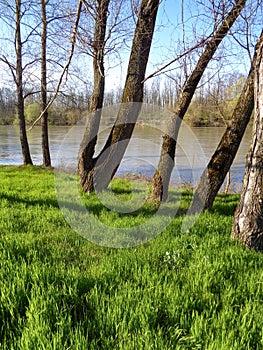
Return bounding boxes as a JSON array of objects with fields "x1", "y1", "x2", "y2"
[{"x1": 0, "y1": 124, "x2": 251, "y2": 191}]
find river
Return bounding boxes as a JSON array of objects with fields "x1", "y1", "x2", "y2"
[{"x1": 0, "y1": 124, "x2": 251, "y2": 191}]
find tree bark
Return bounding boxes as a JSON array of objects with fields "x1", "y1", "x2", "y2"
[
  {"x1": 78, "y1": 0, "x2": 110, "y2": 193},
  {"x1": 151, "y1": 0, "x2": 247, "y2": 201},
  {"x1": 231, "y1": 34, "x2": 263, "y2": 251},
  {"x1": 16, "y1": 0, "x2": 33, "y2": 165},
  {"x1": 188, "y1": 34, "x2": 260, "y2": 214},
  {"x1": 41, "y1": 0, "x2": 51, "y2": 167},
  {"x1": 80, "y1": 0, "x2": 160, "y2": 193}
]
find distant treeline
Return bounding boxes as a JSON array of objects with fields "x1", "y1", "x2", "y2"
[{"x1": 0, "y1": 72, "x2": 245, "y2": 127}]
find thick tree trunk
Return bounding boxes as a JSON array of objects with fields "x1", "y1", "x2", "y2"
[
  {"x1": 151, "y1": 0, "x2": 247, "y2": 201},
  {"x1": 41, "y1": 0, "x2": 51, "y2": 167},
  {"x1": 80, "y1": 0, "x2": 160, "y2": 193},
  {"x1": 16, "y1": 0, "x2": 33, "y2": 165},
  {"x1": 231, "y1": 35, "x2": 263, "y2": 251},
  {"x1": 78, "y1": 0, "x2": 109, "y2": 193},
  {"x1": 188, "y1": 39, "x2": 259, "y2": 214}
]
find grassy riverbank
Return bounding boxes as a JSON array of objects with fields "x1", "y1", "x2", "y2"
[{"x1": 0, "y1": 166, "x2": 263, "y2": 349}]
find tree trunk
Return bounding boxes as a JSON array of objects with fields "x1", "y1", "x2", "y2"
[
  {"x1": 151, "y1": 0, "x2": 247, "y2": 201},
  {"x1": 231, "y1": 34, "x2": 263, "y2": 251},
  {"x1": 80, "y1": 0, "x2": 160, "y2": 193},
  {"x1": 78, "y1": 0, "x2": 110, "y2": 193},
  {"x1": 188, "y1": 35, "x2": 259, "y2": 214},
  {"x1": 16, "y1": 0, "x2": 33, "y2": 165},
  {"x1": 41, "y1": 0, "x2": 51, "y2": 167}
]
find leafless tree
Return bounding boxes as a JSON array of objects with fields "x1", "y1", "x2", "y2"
[
  {"x1": 78, "y1": 0, "x2": 110, "y2": 188},
  {"x1": 0, "y1": 0, "x2": 35, "y2": 164},
  {"x1": 150, "y1": 0, "x2": 247, "y2": 202},
  {"x1": 189, "y1": 35, "x2": 259, "y2": 214},
  {"x1": 0, "y1": 0, "x2": 84, "y2": 164},
  {"x1": 79, "y1": 0, "x2": 160, "y2": 193},
  {"x1": 40, "y1": 0, "x2": 51, "y2": 167}
]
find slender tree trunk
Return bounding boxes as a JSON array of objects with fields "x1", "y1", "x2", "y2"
[
  {"x1": 41, "y1": 0, "x2": 51, "y2": 167},
  {"x1": 80, "y1": 0, "x2": 160, "y2": 193},
  {"x1": 224, "y1": 171, "x2": 231, "y2": 194},
  {"x1": 151, "y1": 0, "x2": 247, "y2": 201},
  {"x1": 188, "y1": 35, "x2": 259, "y2": 214},
  {"x1": 16, "y1": 0, "x2": 33, "y2": 165},
  {"x1": 231, "y1": 35, "x2": 263, "y2": 251},
  {"x1": 78, "y1": 0, "x2": 110, "y2": 192}
]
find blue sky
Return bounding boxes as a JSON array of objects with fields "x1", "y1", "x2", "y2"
[
  {"x1": 0, "y1": 0, "x2": 260, "y2": 93},
  {"x1": 105, "y1": 0, "x2": 261, "y2": 92}
]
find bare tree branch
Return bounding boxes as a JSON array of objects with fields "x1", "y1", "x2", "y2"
[
  {"x1": 28, "y1": 0, "x2": 83, "y2": 131},
  {"x1": 142, "y1": 36, "x2": 210, "y2": 83},
  {"x1": 0, "y1": 55, "x2": 17, "y2": 83}
]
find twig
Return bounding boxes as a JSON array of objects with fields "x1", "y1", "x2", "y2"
[
  {"x1": 142, "y1": 36, "x2": 209, "y2": 83},
  {"x1": 28, "y1": 0, "x2": 83, "y2": 131}
]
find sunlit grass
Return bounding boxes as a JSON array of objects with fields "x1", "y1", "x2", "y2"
[{"x1": 0, "y1": 165, "x2": 262, "y2": 349}]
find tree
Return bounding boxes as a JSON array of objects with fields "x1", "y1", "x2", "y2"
[
  {"x1": 39, "y1": 0, "x2": 83, "y2": 167},
  {"x1": 40, "y1": 0, "x2": 51, "y2": 167},
  {"x1": 78, "y1": 0, "x2": 110, "y2": 190},
  {"x1": 0, "y1": 0, "x2": 87, "y2": 165},
  {"x1": 0, "y1": 0, "x2": 74, "y2": 164},
  {"x1": 188, "y1": 32, "x2": 263, "y2": 214},
  {"x1": 184, "y1": 72, "x2": 246, "y2": 127},
  {"x1": 231, "y1": 32, "x2": 263, "y2": 251},
  {"x1": 150, "y1": 0, "x2": 247, "y2": 202},
  {"x1": 15, "y1": 0, "x2": 33, "y2": 164},
  {"x1": 0, "y1": 0, "x2": 35, "y2": 164},
  {"x1": 79, "y1": 0, "x2": 160, "y2": 193},
  {"x1": 0, "y1": 88, "x2": 16, "y2": 124}
]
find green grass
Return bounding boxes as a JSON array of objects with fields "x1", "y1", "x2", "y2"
[{"x1": 0, "y1": 165, "x2": 263, "y2": 349}]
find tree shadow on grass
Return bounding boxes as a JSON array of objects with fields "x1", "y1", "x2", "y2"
[
  {"x1": 210, "y1": 203, "x2": 238, "y2": 216},
  {"x1": 215, "y1": 193, "x2": 240, "y2": 203},
  {"x1": 83, "y1": 188, "x2": 192, "y2": 219},
  {"x1": 0, "y1": 192, "x2": 59, "y2": 209},
  {"x1": 84, "y1": 200, "x2": 160, "y2": 218},
  {"x1": 210, "y1": 198, "x2": 238, "y2": 216}
]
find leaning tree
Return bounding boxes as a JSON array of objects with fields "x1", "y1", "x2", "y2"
[
  {"x1": 188, "y1": 33, "x2": 263, "y2": 214},
  {"x1": 78, "y1": 0, "x2": 160, "y2": 193},
  {"x1": 78, "y1": 0, "x2": 111, "y2": 190},
  {"x1": 231, "y1": 32, "x2": 263, "y2": 251},
  {"x1": 150, "y1": 0, "x2": 247, "y2": 202}
]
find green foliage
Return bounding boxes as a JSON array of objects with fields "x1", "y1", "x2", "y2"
[
  {"x1": 185, "y1": 73, "x2": 246, "y2": 126},
  {"x1": 24, "y1": 103, "x2": 41, "y2": 123},
  {"x1": 0, "y1": 166, "x2": 263, "y2": 349}
]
